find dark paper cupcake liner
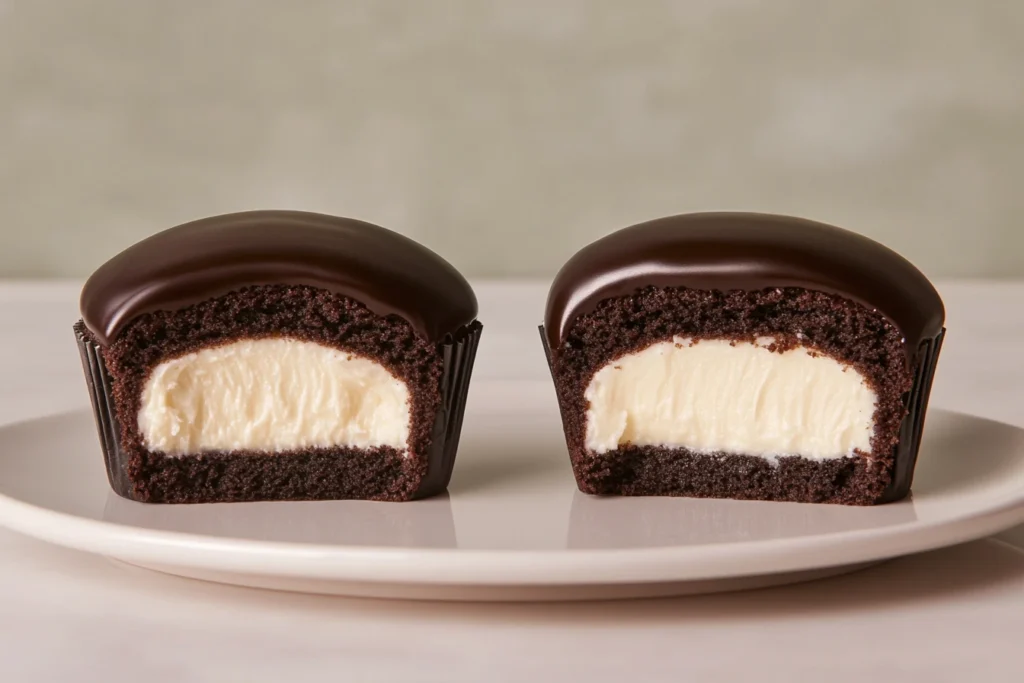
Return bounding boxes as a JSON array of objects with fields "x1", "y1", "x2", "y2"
[
  {"x1": 538, "y1": 324, "x2": 554, "y2": 375},
  {"x1": 539, "y1": 324, "x2": 945, "y2": 504},
  {"x1": 879, "y1": 329, "x2": 945, "y2": 503},
  {"x1": 416, "y1": 320, "x2": 483, "y2": 498},
  {"x1": 74, "y1": 320, "x2": 482, "y2": 502},
  {"x1": 75, "y1": 321, "x2": 133, "y2": 498}
]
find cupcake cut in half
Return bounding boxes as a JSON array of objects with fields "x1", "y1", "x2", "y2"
[
  {"x1": 541, "y1": 212, "x2": 944, "y2": 505},
  {"x1": 77, "y1": 210, "x2": 481, "y2": 503}
]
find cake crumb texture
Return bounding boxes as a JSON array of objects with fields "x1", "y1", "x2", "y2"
[
  {"x1": 553, "y1": 286, "x2": 915, "y2": 505},
  {"x1": 98, "y1": 284, "x2": 445, "y2": 503}
]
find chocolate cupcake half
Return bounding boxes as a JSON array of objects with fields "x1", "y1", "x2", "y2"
[
  {"x1": 77, "y1": 210, "x2": 481, "y2": 503},
  {"x1": 541, "y1": 213, "x2": 944, "y2": 505}
]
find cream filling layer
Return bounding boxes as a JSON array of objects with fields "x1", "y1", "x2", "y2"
[
  {"x1": 138, "y1": 339, "x2": 410, "y2": 456},
  {"x1": 584, "y1": 337, "x2": 876, "y2": 460}
]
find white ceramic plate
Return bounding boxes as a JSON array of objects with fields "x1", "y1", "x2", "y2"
[{"x1": 1, "y1": 380, "x2": 1023, "y2": 601}]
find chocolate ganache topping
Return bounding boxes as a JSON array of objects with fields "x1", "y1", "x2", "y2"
[
  {"x1": 544, "y1": 212, "x2": 944, "y2": 358},
  {"x1": 81, "y1": 210, "x2": 478, "y2": 346}
]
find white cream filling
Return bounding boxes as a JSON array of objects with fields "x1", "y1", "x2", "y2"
[
  {"x1": 584, "y1": 337, "x2": 876, "y2": 460},
  {"x1": 138, "y1": 338, "x2": 411, "y2": 456}
]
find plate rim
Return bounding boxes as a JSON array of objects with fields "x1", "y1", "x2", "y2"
[{"x1": 1, "y1": 408, "x2": 1023, "y2": 587}]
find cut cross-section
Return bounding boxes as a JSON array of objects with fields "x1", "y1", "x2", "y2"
[
  {"x1": 584, "y1": 337, "x2": 877, "y2": 460},
  {"x1": 138, "y1": 338, "x2": 410, "y2": 456}
]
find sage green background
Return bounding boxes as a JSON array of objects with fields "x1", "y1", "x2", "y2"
[{"x1": 1, "y1": 1, "x2": 1022, "y2": 278}]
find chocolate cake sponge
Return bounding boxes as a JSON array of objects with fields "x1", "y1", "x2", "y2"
[
  {"x1": 84, "y1": 286, "x2": 450, "y2": 503},
  {"x1": 77, "y1": 211, "x2": 481, "y2": 504},
  {"x1": 555, "y1": 287, "x2": 916, "y2": 504},
  {"x1": 542, "y1": 212, "x2": 945, "y2": 506}
]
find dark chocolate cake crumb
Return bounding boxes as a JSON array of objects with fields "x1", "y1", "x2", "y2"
[
  {"x1": 134, "y1": 447, "x2": 421, "y2": 504},
  {"x1": 96, "y1": 284, "x2": 445, "y2": 503},
  {"x1": 552, "y1": 286, "x2": 914, "y2": 506},
  {"x1": 578, "y1": 448, "x2": 884, "y2": 505}
]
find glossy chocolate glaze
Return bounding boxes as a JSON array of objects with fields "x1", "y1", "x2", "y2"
[
  {"x1": 81, "y1": 210, "x2": 478, "y2": 346},
  {"x1": 544, "y1": 212, "x2": 944, "y2": 360}
]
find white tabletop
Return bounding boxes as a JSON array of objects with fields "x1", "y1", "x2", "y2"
[{"x1": 0, "y1": 280, "x2": 1022, "y2": 682}]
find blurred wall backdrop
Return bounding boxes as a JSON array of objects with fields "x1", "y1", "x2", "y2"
[{"x1": 1, "y1": 1, "x2": 1022, "y2": 279}]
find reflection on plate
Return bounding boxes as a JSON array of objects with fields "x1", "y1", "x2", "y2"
[
  {"x1": 567, "y1": 493, "x2": 919, "y2": 549},
  {"x1": 103, "y1": 493, "x2": 457, "y2": 548}
]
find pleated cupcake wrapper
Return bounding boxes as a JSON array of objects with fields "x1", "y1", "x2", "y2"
[
  {"x1": 882, "y1": 328, "x2": 945, "y2": 502},
  {"x1": 74, "y1": 321, "x2": 133, "y2": 498},
  {"x1": 539, "y1": 323, "x2": 946, "y2": 503},
  {"x1": 538, "y1": 325, "x2": 554, "y2": 376},
  {"x1": 419, "y1": 320, "x2": 483, "y2": 496},
  {"x1": 74, "y1": 320, "x2": 483, "y2": 501}
]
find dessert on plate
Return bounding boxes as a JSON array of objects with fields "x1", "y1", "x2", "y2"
[
  {"x1": 541, "y1": 212, "x2": 944, "y2": 505},
  {"x1": 76, "y1": 210, "x2": 481, "y2": 503}
]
